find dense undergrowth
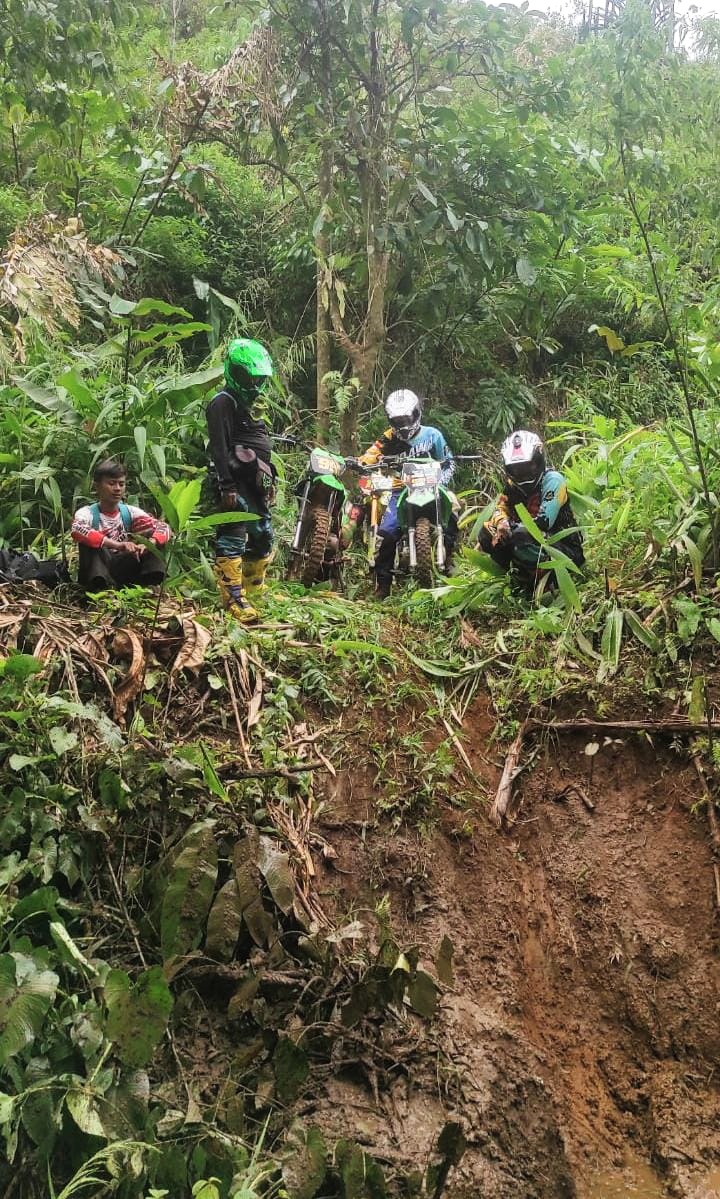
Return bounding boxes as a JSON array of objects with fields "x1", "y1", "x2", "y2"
[
  {"x1": 3, "y1": 0, "x2": 720, "y2": 1194},
  {"x1": 0, "y1": 589, "x2": 469, "y2": 1199}
]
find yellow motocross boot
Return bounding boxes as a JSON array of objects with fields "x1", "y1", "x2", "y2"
[
  {"x1": 242, "y1": 555, "x2": 270, "y2": 604},
  {"x1": 214, "y1": 556, "x2": 259, "y2": 625}
]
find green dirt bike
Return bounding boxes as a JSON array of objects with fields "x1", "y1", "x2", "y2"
[
  {"x1": 395, "y1": 456, "x2": 455, "y2": 587},
  {"x1": 357, "y1": 455, "x2": 456, "y2": 588},
  {"x1": 287, "y1": 445, "x2": 357, "y2": 586}
]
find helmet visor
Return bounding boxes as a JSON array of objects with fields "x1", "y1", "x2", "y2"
[
  {"x1": 229, "y1": 363, "x2": 269, "y2": 398},
  {"x1": 389, "y1": 410, "x2": 419, "y2": 439},
  {"x1": 506, "y1": 460, "x2": 541, "y2": 487}
]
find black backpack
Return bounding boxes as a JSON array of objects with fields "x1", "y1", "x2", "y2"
[{"x1": 0, "y1": 549, "x2": 71, "y2": 588}]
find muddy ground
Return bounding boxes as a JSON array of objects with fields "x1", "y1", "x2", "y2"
[{"x1": 313, "y1": 700, "x2": 720, "y2": 1199}]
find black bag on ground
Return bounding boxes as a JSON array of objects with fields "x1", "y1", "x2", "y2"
[{"x1": 0, "y1": 549, "x2": 71, "y2": 588}]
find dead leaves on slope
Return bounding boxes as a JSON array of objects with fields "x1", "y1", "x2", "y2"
[{"x1": 0, "y1": 592, "x2": 221, "y2": 726}]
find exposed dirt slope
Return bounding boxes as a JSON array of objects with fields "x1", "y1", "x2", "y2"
[{"x1": 314, "y1": 699, "x2": 720, "y2": 1198}]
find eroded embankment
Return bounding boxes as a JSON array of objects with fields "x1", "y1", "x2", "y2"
[{"x1": 313, "y1": 699, "x2": 720, "y2": 1198}]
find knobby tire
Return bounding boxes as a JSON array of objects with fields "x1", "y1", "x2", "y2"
[
  {"x1": 414, "y1": 517, "x2": 434, "y2": 588},
  {"x1": 300, "y1": 505, "x2": 331, "y2": 587}
]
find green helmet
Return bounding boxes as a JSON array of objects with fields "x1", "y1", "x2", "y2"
[{"x1": 224, "y1": 338, "x2": 274, "y2": 400}]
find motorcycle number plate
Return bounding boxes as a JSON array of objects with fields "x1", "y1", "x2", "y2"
[
  {"x1": 310, "y1": 449, "x2": 340, "y2": 475},
  {"x1": 402, "y1": 461, "x2": 440, "y2": 487}
]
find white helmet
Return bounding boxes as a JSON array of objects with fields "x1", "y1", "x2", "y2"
[
  {"x1": 500, "y1": 430, "x2": 546, "y2": 495},
  {"x1": 385, "y1": 389, "x2": 422, "y2": 440}
]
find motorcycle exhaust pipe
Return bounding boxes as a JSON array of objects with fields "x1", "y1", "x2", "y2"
[{"x1": 408, "y1": 527, "x2": 417, "y2": 568}]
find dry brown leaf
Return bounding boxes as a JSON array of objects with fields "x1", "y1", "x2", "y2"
[
  {"x1": 74, "y1": 631, "x2": 110, "y2": 663},
  {"x1": 246, "y1": 670, "x2": 263, "y2": 729},
  {"x1": 171, "y1": 617, "x2": 211, "y2": 674},
  {"x1": 111, "y1": 628, "x2": 146, "y2": 721},
  {"x1": 459, "y1": 618, "x2": 483, "y2": 650}
]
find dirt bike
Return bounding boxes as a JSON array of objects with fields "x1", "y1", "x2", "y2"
[
  {"x1": 395, "y1": 456, "x2": 455, "y2": 587},
  {"x1": 287, "y1": 445, "x2": 354, "y2": 586},
  {"x1": 356, "y1": 455, "x2": 456, "y2": 589},
  {"x1": 356, "y1": 465, "x2": 395, "y2": 567}
]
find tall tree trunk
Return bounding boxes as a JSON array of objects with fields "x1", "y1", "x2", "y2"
[
  {"x1": 316, "y1": 137, "x2": 333, "y2": 441},
  {"x1": 316, "y1": 267, "x2": 332, "y2": 442}
]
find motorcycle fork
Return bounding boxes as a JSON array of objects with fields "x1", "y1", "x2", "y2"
[
  {"x1": 368, "y1": 497, "x2": 379, "y2": 563},
  {"x1": 435, "y1": 492, "x2": 446, "y2": 568},
  {"x1": 407, "y1": 511, "x2": 417, "y2": 568},
  {"x1": 293, "y1": 479, "x2": 311, "y2": 549}
]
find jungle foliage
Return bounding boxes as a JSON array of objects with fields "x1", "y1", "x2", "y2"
[{"x1": 3, "y1": 0, "x2": 720, "y2": 1196}]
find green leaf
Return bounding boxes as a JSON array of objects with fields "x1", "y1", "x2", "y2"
[
  {"x1": 514, "y1": 503, "x2": 544, "y2": 545},
  {"x1": 680, "y1": 534, "x2": 703, "y2": 588},
  {"x1": 148, "y1": 484, "x2": 179, "y2": 533},
  {"x1": 674, "y1": 596, "x2": 703, "y2": 642},
  {"x1": 8, "y1": 754, "x2": 41, "y2": 771},
  {"x1": 0, "y1": 954, "x2": 59, "y2": 1065},
  {"x1": 588, "y1": 324, "x2": 625, "y2": 353},
  {"x1": 600, "y1": 607, "x2": 623, "y2": 674},
  {"x1": 0, "y1": 654, "x2": 43, "y2": 682},
  {"x1": 282, "y1": 1122, "x2": 327, "y2": 1199},
  {"x1": 335, "y1": 1140, "x2": 386, "y2": 1198},
  {"x1": 516, "y1": 255, "x2": 538, "y2": 286},
  {"x1": 49, "y1": 922, "x2": 95, "y2": 974},
  {"x1": 435, "y1": 935, "x2": 454, "y2": 986},
  {"x1": 274, "y1": 1037, "x2": 309, "y2": 1103},
  {"x1": 134, "y1": 426, "x2": 147, "y2": 471},
  {"x1": 158, "y1": 366, "x2": 223, "y2": 407},
  {"x1": 149, "y1": 442, "x2": 166, "y2": 480},
  {"x1": 104, "y1": 966, "x2": 173, "y2": 1068},
  {"x1": 623, "y1": 609, "x2": 660, "y2": 652},
  {"x1": 407, "y1": 969, "x2": 437, "y2": 1019},
  {"x1": 689, "y1": 675, "x2": 706, "y2": 724},
  {"x1": 436, "y1": 1120, "x2": 467, "y2": 1165},
  {"x1": 173, "y1": 478, "x2": 203, "y2": 530},
  {"x1": 330, "y1": 640, "x2": 395, "y2": 661},
  {"x1": 416, "y1": 179, "x2": 437, "y2": 207},
  {"x1": 48, "y1": 726, "x2": 78, "y2": 756},
  {"x1": 110, "y1": 295, "x2": 194, "y2": 320},
  {"x1": 66, "y1": 1086, "x2": 107, "y2": 1138},
  {"x1": 108, "y1": 294, "x2": 137, "y2": 316},
  {"x1": 257, "y1": 838, "x2": 294, "y2": 916},
  {"x1": 190, "y1": 511, "x2": 258, "y2": 530},
  {"x1": 57, "y1": 367, "x2": 95, "y2": 410},
  {"x1": 234, "y1": 836, "x2": 275, "y2": 948},
  {"x1": 161, "y1": 822, "x2": 218, "y2": 960},
  {"x1": 205, "y1": 879, "x2": 242, "y2": 962},
  {"x1": 553, "y1": 562, "x2": 581, "y2": 612},
  {"x1": 707, "y1": 618, "x2": 720, "y2": 644}
]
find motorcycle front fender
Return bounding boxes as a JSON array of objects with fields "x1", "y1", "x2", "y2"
[
  {"x1": 316, "y1": 473, "x2": 347, "y2": 494},
  {"x1": 398, "y1": 490, "x2": 437, "y2": 526}
]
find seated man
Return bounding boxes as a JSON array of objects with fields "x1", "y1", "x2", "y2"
[
  {"x1": 72, "y1": 459, "x2": 171, "y2": 592},
  {"x1": 358, "y1": 388, "x2": 457, "y2": 599},
  {"x1": 478, "y1": 430, "x2": 584, "y2": 582}
]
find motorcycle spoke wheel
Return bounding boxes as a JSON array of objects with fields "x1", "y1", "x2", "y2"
[
  {"x1": 414, "y1": 517, "x2": 434, "y2": 588},
  {"x1": 300, "y1": 505, "x2": 331, "y2": 587}
]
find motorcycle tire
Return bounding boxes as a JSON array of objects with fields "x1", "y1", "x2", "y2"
[
  {"x1": 300, "y1": 504, "x2": 331, "y2": 587},
  {"x1": 414, "y1": 516, "x2": 434, "y2": 588}
]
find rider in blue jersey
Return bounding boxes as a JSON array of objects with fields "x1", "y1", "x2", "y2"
[
  {"x1": 358, "y1": 390, "x2": 456, "y2": 598},
  {"x1": 479, "y1": 430, "x2": 584, "y2": 585}
]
